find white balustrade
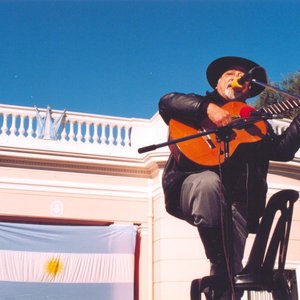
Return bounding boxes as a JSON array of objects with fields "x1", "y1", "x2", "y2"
[
  {"x1": 0, "y1": 105, "x2": 131, "y2": 145},
  {"x1": 0, "y1": 104, "x2": 149, "y2": 157}
]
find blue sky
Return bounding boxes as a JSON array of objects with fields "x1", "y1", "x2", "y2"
[{"x1": 0, "y1": 0, "x2": 299, "y2": 119}]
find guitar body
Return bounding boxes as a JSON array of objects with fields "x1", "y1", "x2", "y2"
[{"x1": 169, "y1": 101, "x2": 267, "y2": 167}]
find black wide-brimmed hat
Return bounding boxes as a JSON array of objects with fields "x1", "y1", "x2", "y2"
[{"x1": 206, "y1": 56, "x2": 268, "y2": 97}]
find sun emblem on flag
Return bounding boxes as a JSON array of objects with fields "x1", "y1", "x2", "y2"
[{"x1": 45, "y1": 257, "x2": 63, "y2": 276}]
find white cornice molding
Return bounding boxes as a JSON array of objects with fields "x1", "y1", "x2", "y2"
[{"x1": 0, "y1": 155, "x2": 151, "y2": 178}]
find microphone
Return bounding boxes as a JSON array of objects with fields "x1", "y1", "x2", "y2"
[
  {"x1": 239, "y1": 106, "x2": 278, "y2": 119},
  {"x1": 239, "y1": 106, "x2": 256, "y2": 118},
  {"x1": 231, "y1": 72, "x2": 253, "y2": 90},
  {"x1": 231, "y1": 66, "x2": 263, "y2": 90}
]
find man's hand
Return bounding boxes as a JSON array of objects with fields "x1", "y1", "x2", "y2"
[{"x1": 207, "y1": 103, "x2": 232, "y2": 127}]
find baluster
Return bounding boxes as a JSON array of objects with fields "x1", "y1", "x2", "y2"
[
  {"x1": 85, "y1": 122, "x2": 91, "y2": 143},
  {"x1": 108, "y1": 124, "x2": 114, "y2": 145},
  {"x1": 10, "y1": 115, "x2": 17, "y2": 136},
  {"x1": 124, "y1": 125, "x2": 131, "y2": 147},
  {"x1": 93, "y1": 123, "x2": 99, "y2": 143},
  {"x1": 77, "y1": 122, "x2": 83, "y2": 142},
  {"x1": 1, "y1": 113, "x2": 9, "y2": 136},
  {"x1": 69, "y1": 120, "x2": 75, "y2": 141},
  {"x1": 100, "y1": 123, "x2": 107, "y2": 144},
  {"x1": 19, "y1": 115, "x2": 25, "y2": 137},
  {"x1": 27, "y1": 115, "x2": 34, "y2": 138},
  {"x1": 61, "y1": 120, "x2": 67, "y2": 141},
  {"x1": 116, "y1": 125, "x2": 122, "y2": 145},
  {"x1": 275, "y1": 125, "x2": 282, "y2": 135}
]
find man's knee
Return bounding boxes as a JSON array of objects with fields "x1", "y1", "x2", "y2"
[
  {"x1": 183, "y1": 171, "x2": 221, "y2": 191},
  {"x1": 186, "y1": 171, "x2": 223, "y2": 200},
  {"x1": 181, "y1": 171, "x2": 224, "y2": 226}
]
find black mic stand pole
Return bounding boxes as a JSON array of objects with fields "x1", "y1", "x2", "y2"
[
  {"x1": 252, "y1": 79, "x2": 300, "y2": 101},
  {"x1": 214, "y1": 126, "x2": 235, "y2": 298}
]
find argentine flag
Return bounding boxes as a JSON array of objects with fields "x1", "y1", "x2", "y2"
[{"x1": 0, "y1": 222, "x2": 136, "y2": 299}]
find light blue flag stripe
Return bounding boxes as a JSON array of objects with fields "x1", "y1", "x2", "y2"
[
  {"x1": 0, "y1": 282, "x2": 134, "y2": 300},
  {"x1": 0, "y1": 222, "x2": 136, "y2": 253}
]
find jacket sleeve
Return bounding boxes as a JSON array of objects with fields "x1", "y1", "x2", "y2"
[
  {"x1": 265, "y1": 113, "x2": 300, "y2": 161},
  {"x1": 158, "y1": 92, "x2": 209, "y2": 126}
]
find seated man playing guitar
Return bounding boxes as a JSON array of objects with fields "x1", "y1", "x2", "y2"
[{"x1": 159, "y1": 56, "x2": 300, "y2": 299}]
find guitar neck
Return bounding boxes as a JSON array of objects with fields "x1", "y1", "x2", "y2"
[{"x1": 261, "y1": 97, "x2": 300, "y2": 115}]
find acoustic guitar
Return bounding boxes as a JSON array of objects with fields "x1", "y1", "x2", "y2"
[{"x1": 169, "y1": 98, "x2": 300, "y2": 167}]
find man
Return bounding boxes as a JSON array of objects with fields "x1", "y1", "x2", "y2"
[{"x1": 159, "y1": 56, "x2": 300, "y2": 299}]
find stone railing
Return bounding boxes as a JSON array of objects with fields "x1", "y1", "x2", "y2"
[
  {"x1": 0, "y1": 104, "x2": 164, "y2": 158},
  {"x1": 1, "y1": 105, "x2": 130, "y2": 144},
  {"x1": 268, "y1": 118, "x2": 290, "y2": 134}
]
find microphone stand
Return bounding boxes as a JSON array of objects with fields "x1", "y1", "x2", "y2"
[
  {"x1": 138, "y1": 115, "x2": 271, "y2": 299},
  {"x1": 252, "y1": 79, "x2": 300, "y2": 101}
]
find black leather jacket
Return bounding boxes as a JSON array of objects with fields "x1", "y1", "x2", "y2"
[{"x1": 159, "y1": 90, "x2": 300, "y2": 233}]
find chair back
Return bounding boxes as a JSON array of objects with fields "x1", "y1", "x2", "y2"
[
  {"x1": 191, "y1": 189, "x2": 299, "y2": 299},
  {"x1": 237, "y1": 189, "x2": 299, "y2": 282}
]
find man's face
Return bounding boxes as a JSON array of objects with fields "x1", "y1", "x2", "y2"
[{"x1": 216, "y1": 68, "x2": 250, "y2": 102}]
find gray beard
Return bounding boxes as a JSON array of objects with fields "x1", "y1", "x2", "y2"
[{"x1": 224, "y1": 88, "x2": 243, "y2": 100}]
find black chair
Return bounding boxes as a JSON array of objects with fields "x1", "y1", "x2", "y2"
[{"x1": 190, "y1": 189, "x2": 299, "y2": 300}]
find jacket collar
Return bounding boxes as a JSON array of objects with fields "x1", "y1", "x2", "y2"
[{"x1": 205, "y1": 90, "x2": 227, "y2": 105}]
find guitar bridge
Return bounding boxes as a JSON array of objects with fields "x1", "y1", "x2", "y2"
[
  {"x1": 199, "y1": 127, "x2": 225, "y2": 155},
  {"x1": 207, "y1": 139, "x2": 216, "y2": 149},
  {"x1": 199, "y1": 128, "x2": 216, "y2": 149}
]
